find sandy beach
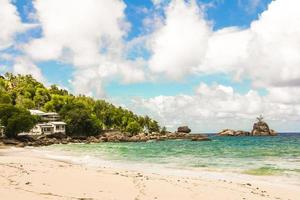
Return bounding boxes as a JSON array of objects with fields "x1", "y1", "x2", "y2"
[{"x1": 0, "y1": 147, "x2": 298, "y2": 200}]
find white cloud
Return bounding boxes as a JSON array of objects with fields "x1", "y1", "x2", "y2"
[
  {"x1": 148, "y1": 0, "x2": 211, "y2": 79},
  {"x1": 12, "y1": 57, "x2": 45, "y2": 83},
  {"x1": 244, "y1": 0, "x2": 300, "y2": 88},
  {"x1": 23, "y1": 0, "x2": 145, "y2": 97},
  {"x1": 0, "y1": 0, "x2": 27, "y2": 49},
  {"x1": 25, "y1": 0, "x2": 126, "y2": 62},
  {"x1": 133, "y1": 83, "x2": 300, "y2": 132},
  {"x1": 147, "y1": 0, "x2": 300, "y2": 89}
]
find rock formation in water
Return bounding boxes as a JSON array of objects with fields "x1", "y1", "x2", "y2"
[
  {"x1": 251, "y1": 115, "x2": 277, "y2": 136},
  {"x1": 0, "y1": 129, "x2": 211, "y2": 147},
  {"x1": 218, "y1": 115, "x2": 277, "y2": 136},
  {"x1": 218, "y1": 129, "x2": 250, "y2": 136},
  {"x1": 177, "y1": 126, "x2": 191, "y2": 133}
]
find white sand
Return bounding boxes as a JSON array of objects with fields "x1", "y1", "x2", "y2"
[{"x1": 0, "y1": 147, "x2": 299, "y2": 200}]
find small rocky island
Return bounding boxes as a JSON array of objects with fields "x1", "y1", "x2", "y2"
[{"x1": 218, "y1": 115, "x2": 277, "y2": 136}]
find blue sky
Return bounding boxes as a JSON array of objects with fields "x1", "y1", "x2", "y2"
[{"x1": 1, "y1": 0, "x2": 299, "y2": 132}]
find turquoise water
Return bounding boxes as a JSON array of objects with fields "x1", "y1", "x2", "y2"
[{"x1": 44, "y1": 133, "x2": 300, "y2": 178}]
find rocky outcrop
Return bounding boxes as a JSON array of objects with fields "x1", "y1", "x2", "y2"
[
  {"x1": 0, "y1": 129, "x2": 211, "y2": 147},
  {"x1": 177, "y1": 126, "x2": 191, "y2": 133},
  {"x1": 189, "y1": 134, "x2": 211, "y2": 141},
  {"x1": 218, "y1": 129, "x2": 250, "y2": 136},
  {"x1": 218, "y1": 117, "x2": 277, "y2": 137},
  {"x1": 251, "y1": 121, "x2": 277, "y2": 136}
]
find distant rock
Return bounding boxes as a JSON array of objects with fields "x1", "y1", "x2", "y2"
[
  {"x1": 251, "y1": 121, "x2": 277, "y2": 136},
  {"x1": 218, "y1": 129, "x2": 235, "y2": 136},
  {"x1": 218, "y1": 129, "x2": 250, "y2": 136},
  {"x1": 177, "y1": 126, "x2": 191, "y2": 133},
  {"x1": 189, "y1": 134, "x2": 211, "y2": 141},
  {"x1": 235, "y1": 130, "x2": 251, "y2": 136}
]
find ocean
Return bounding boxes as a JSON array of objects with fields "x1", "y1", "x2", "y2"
[{"x1": 39, "y1": 133, "x2": 300, "y2": 183}]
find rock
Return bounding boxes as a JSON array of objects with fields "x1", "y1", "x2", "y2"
[
  {"x1": 2, "y1": 139, "x2": 22, "y2": 145},
  {"x1": 251, "y1": 120, "x2": 277, "y2": 136},
  {"x1": 128, "y1": 135, "x2": 140, "y2": 142},
  {"x1": 218, "y1": 129, "x2": 250, "y2": 136},
  {"x1": 16, "y1": 135, "x2": 36, "y2": 142},
  {"x1": 137, "y1": 133, "x2": 148, "y2": 141},
  {"x1": 189, "y1": 134, "x2": 211, "y2": 141},
  {"x1": 71, "y1": 135, "x2": 88, "y2": 140},
  {"x1": 61, "y1": 140, "x2": 68, "y2": 144},
  {"x1": 16, "y1": 142, "x2": 26, "y2": 147},
  {"x1": 218, "y1": 129, "x2": 236, "y2": 136},
  {"x1": 87, "y1": 136, "x2": 101, "y2": 143},
  {"x1": 46, "y1": 132, "x2": 66, "y2": 140},
  {"x1": 235, "y1": 130, "x2": 251, "y2": 136},
  {"x1": 177, "y1": 126, "x2": 191, "y2": 133},
  {"x1": 270, "y1": 129, "x2": 277, "y2": 136}
]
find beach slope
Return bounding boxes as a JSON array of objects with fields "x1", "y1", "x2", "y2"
[{"x1": 0, "y1": 148, "x2": 299, "y2": 200}]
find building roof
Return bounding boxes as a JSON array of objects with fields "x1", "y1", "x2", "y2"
[
  {"x1": 43, "y1": 112, "x2": 59, "y2": 115},
  {"x1": 50, "y1": 121, "x2": 66, "y2": 125},
  {"x1": 29, "y1": 109, "x2": 46, "y2": 115},
  {"x1": 29, "y1": 110, "x2": 59, "y2": 116},
  {"x1": 36, "y1": 123, "x2": 54, "y2": 127}
]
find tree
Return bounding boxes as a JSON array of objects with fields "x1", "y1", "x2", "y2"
[
  {"x1": 148, "y1": 120, "x2": 160, "y2": 133},
  {"x1": 0, "y1": 73, "x2": 162, "y2": 136},
  {"x1": 63, "y1": 109, "x2": 102, "y2": 136},
  {"x1": 34, "y1": 88, "x2": 51, "y2": 109},
  {"x1": 60, "y1": 102, "x2": 102, "y2": 136},
  {"x1": 160, "y1": 126, "x2": 167, "y2": 135},
  {"x1": 15, "y1": 96, "x2": 35, "y2": 109},
  {"x1": 0, "y1": 90, "x2": 11, "y2": 104},
  {"x1": 6, "y1": 113, "x2": 36, "y2": 138},
  {"x1": 126, "y1": 121, "x2": 142, "y2": 135},
  {"x1": 43, "y1": 94, "x2": 68, "y2": 112},
  {"x1": 0, "y1": 104, "x2": 37, "y2": 138}
]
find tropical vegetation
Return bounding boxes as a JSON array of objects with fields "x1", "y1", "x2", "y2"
[{"x1": 0, "y1": 73, "x2": 161, "y2": 137}]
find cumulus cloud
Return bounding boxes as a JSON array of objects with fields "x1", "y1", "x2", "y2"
[
  {"x1": 13, "y1": 57, "x2": 45, "y2": 83},
  {"x1": 244, "y1": 0, "x2": 300, "y2": 88},
  {"x1": 148, "y1": 0, "x2": 211, "y2": 79},
  {"x1": 133, "y1": 83, "x2": 300, "y2": 132},
  {"x1": 0, "y1": 0, "x2": 28, "y2": 49},
  {"x1": 147, "y1": 0, "x2": 300, "y2": 89},
  {"x1": 24, "y1": 0, "x2": 144, "y2": 97}
]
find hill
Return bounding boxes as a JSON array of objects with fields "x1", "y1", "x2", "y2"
[{"x1": 0, "y1": 73, "x2": 161, "y2": 136}]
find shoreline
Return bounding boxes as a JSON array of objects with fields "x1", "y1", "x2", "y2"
[{"x1": 1, "y1": 147, "x2": 299, "y2": 200}]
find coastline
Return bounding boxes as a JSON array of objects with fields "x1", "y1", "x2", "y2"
[{"x1": 1, "y1": 147, "x2": 299, "y2": 200}]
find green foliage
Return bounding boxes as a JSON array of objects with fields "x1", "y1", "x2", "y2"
[
  {"x1": 160, "y1": 126, "x2": 167, "y2": 134},
  {"x1": 44, "y1": 94, "x2": 68, "y2": 112},
  {"x1": 62, "y1": 108, "x2": 102, "y2": 136},
  {"x1": 0, "y1": 104, "x2": 37, "y2": 138},
  {"x1": 126, "y1": 121, "x2": 142, "y2": 135},
  {"x1": 147, "y1": 119, "x2": 160, "y2": 133},
  {"x1": 0, "y1": 90, "x2": 11, "y2": 104},
  {"x1": 34, "y1": 87, "x2": 51, "y2": 108},
  {"x1": 0, "y1": 73, "x2": 161, "y2": 136}
]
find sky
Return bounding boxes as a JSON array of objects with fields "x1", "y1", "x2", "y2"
[{"x1": 0, "y1": 0, "x2": 300, "y2": 132}]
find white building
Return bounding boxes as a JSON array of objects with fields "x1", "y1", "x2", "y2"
[
  {"x1": 29, "y1": 110, "x2": 60, "y2": 122},
  {"x1": 30, "y1": 122, "x2": 66, "y2": 135},
  {"x1": 29, "y1": 110, "x2": 66, "y2": 135}
]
